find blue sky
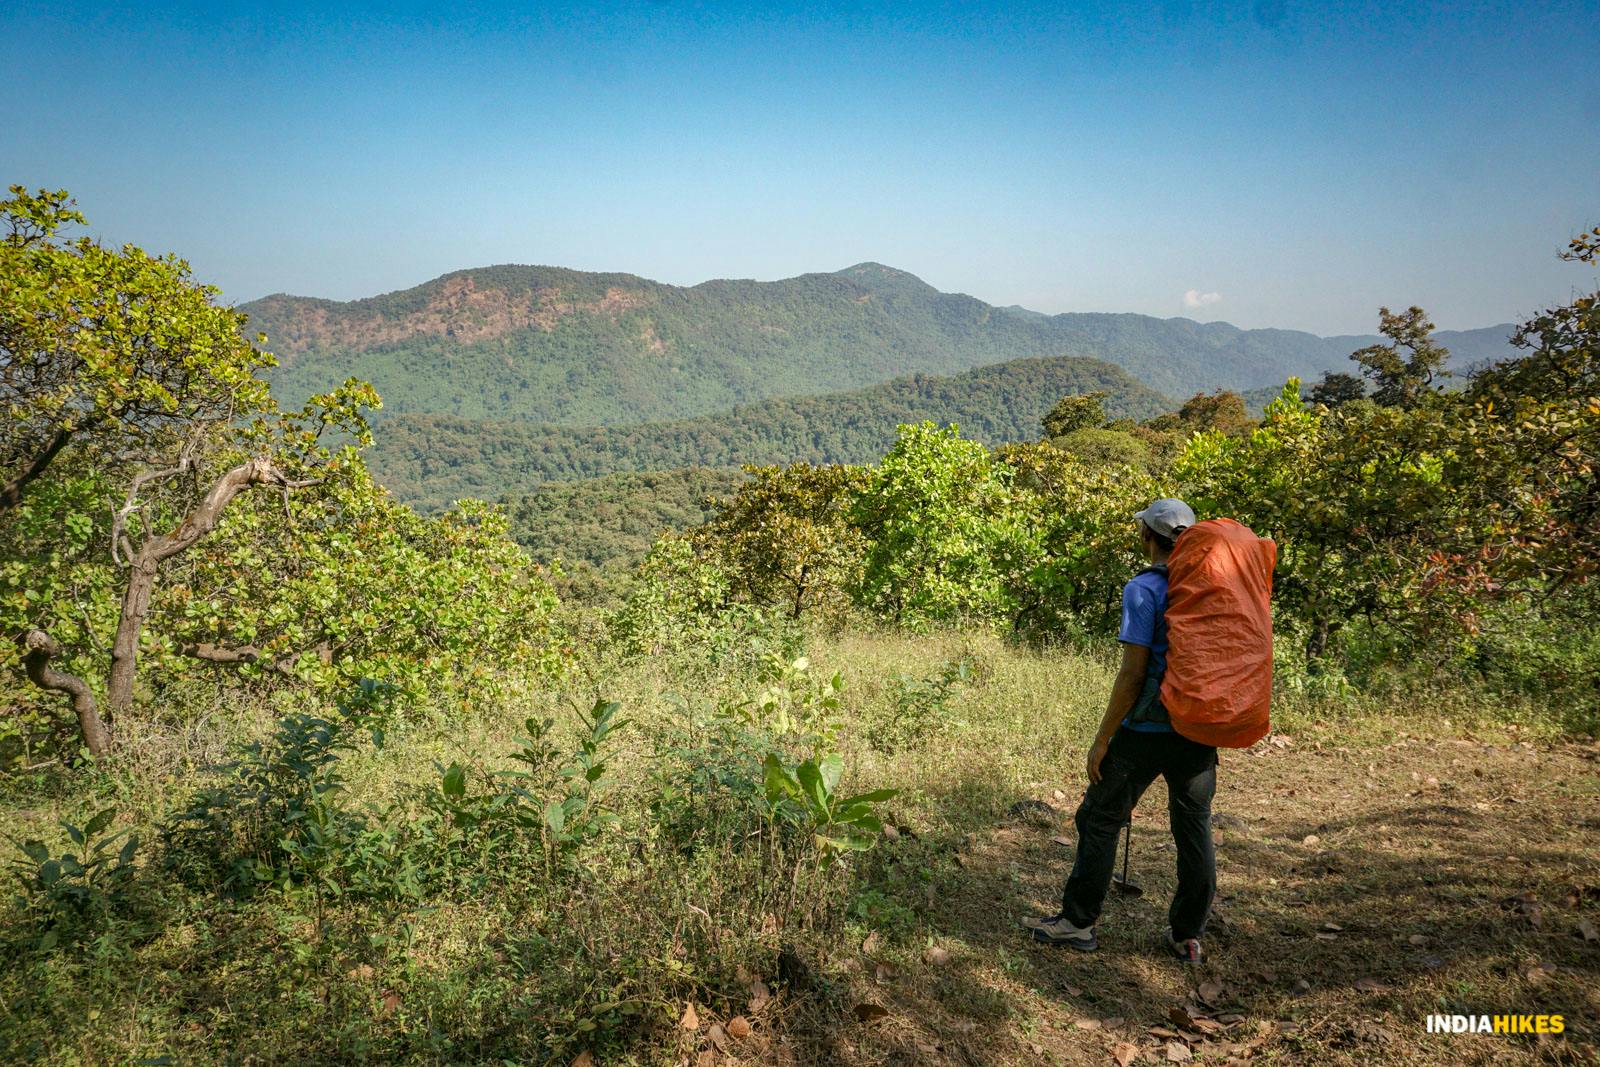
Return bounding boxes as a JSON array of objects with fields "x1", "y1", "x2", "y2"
[{"x1": 4, "y1": 0, "x2": 1596, "y2": 334}]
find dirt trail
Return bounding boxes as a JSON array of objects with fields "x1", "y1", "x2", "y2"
[{"x1": 812, "y1": 734, "x2": 1600, "y2": 1066}]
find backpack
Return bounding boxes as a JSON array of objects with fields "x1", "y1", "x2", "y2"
[{"x1": 1159, "y1": 518, "x2": 1277, "y2": 748}]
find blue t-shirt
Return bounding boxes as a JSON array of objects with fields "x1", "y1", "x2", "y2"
[{"x1": 1118, "y1": 568, "x2": 1173, "y2": 732}]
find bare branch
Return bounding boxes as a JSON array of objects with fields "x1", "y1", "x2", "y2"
[{"x1": 19, "y1": 630, "x2": 112, "y2": 756}]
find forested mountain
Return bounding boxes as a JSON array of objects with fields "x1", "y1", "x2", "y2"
[
  {"x1": 368, "y1": 354, "x2": 1168, "y2": 510},
  {"x1": 246, "y1": 262, "x2": 1516, "y2": 422}
]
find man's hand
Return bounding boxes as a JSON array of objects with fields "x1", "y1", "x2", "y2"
[{"x1": 1086, "y1": 735, "x2": 1110, "y2": 784}]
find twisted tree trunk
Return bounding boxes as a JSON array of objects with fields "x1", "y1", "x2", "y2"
[
  {"x1": 106, "y1": 456, "x2": 313, "y2": 715},
  {"x1": 20, "y1": 630, "x2": 111, "y2": 757}
]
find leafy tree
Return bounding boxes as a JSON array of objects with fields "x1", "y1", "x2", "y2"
[
  {"x1": 697, "y1": 463, "x2": 869, "y2": 618},
  {"x1": 851, "y1": 423, "x2": 1034, "y2": 623},
  {"x1": 1042, "y1": 391, "x2": 1107, "y2": 439},
  {"x1": 1351, "y1": 306, "x2": 1451, "y2": 408},
  {"x1": 1433, "y1": 225, "x2": 1600, "y2": 604},
  {"x1": 1308, "y1": 371, "x2": 1366, "y2": 408},
  {"x1": 998, "y1": 442, "x2": 1159, "y2": 634},
  {"x1": 1, "y1": 187, "x2": 275, "y2": 516},
  {"x1": 162, "y1": 463, "x2": 564, "y2": 699},
  {"x1": 1045, "y1": 427, "x2": 1153, "y2": 471},
  {"x1": 18, "y1": 383, "x2": 378, "y2": 752},
  {"x1": 1175, "y1": 382, "x2": 1456, "y2": 660}
]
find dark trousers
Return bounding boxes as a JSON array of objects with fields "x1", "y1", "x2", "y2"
[{"x1": 1059, "y1": 726, "x2": 1217, "y2": 941}]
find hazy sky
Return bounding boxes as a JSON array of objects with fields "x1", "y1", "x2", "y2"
[{"x1": 4, "y1": 1, "x2": 1597, "y2": 334}]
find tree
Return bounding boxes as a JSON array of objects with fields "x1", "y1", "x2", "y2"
[
  {"x1": 1, "y1": 187, "x2": 275, "y2": 517},
  {"x1": 697, "y1": 462, "x2": 868, "y2": 618},
  {"x1": 851, "y1": 423, "x2": 1034, "y2": 623},
  {"x1": 163, "y1": 465, "x2": 563, "y2": 698},
  {"x1": 1351, "y1": 306, "x2": 1451, "y2": 408},
  {"x1": 1308, "y1": 372, "x2": 1366, "y2": 408},
  {"x1": 1046, "y1": 427, "x2": 1152, "y2": 471},
  {"x1": 1042, "y1": 392, "x2": 1107, "y2": 439},
  {"x1": 19, "y1": 383, "x2": 377, "y2": 752},
  {"x1": 1175, "y1": 382, "x2": 1457, "y2": 661}
]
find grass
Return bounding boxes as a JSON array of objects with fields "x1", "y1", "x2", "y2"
[{"x1": 1, "y1": 627, "x2": 1596, "y2": 1065}]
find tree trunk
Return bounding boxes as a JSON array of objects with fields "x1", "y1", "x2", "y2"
[
  {"x1": 20, "y1": 631, "x2": 111, "y2": 757},
  {"x1": 106, "y1": 555, "x2": 159, "y2": 715}
]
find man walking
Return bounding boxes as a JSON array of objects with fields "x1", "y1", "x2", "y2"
[{"x1": 1024, "y1": 498, "x2": 1216, "y2": 964}]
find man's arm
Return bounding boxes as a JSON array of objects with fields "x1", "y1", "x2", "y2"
[{"x1": 1086, "y1": 642, "x2": 1151, "y2": 783}]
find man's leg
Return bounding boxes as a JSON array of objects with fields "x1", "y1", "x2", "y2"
[
  {"x1": 1162, "y1": 735, "x2": 1218, "y2": 941},
  {"x1": 1059, "y1": 729, "x2": 1160, "y2": 928}
]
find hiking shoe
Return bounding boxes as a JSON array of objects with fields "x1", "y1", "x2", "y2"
[
  {"x1": 1166, "y1": 928, "x2": 1205, "y2": 964},
  {"x1": 1024, "y1": 913, "x2": 1098, "y2": 951}
]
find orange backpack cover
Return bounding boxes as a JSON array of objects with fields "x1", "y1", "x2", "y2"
[{"x1": 1159, "y1": 518, "x2": 1277, "y2": 748}]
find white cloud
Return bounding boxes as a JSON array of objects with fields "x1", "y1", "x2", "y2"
[{"x1": 1183, "y1": 289, "x2": 1222, "y2": 309}]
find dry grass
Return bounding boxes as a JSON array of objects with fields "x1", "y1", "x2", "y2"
[{"x1": 1, "y1": 629, "x2": 1596, "y2": 1065}]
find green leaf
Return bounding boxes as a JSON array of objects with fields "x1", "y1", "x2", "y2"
[
  {"x1": 543, "y1": 799, "x2": 565, "y2": 836},
  {"x1": 818, "y1": 753, "x2": 843, "y2": 795},
  {"x1": 84, "y1": 807, "x2": 116, "y2": 837},
  {"x1": 62, "y1": 822, "x2": 84, "y2": 847},
  {"x1": 118, "y1": 835, "x2": 140, "y2": 866},
  {"x1": 441, "y1": 763, "x2": 467, "y2": 799},
  {"x1": 837, "y1": 788, "x2": 898, "y2": 807},
  {"x1": 796, "y1": 759, "x2": 829, "y2": 816}
]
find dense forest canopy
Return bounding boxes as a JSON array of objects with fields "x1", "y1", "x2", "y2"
[{"x1": 370, "y1": 355, "x2": 1169, "y2": 509}]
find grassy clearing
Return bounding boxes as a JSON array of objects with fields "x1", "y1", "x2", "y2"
[{"x1": 1, "y1": 629, "x2": 1596, "y2": 1065}]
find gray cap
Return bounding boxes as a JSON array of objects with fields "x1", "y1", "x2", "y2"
[{"x1": 1135, "y1": 498, "x2": 1196, "y2": 539}]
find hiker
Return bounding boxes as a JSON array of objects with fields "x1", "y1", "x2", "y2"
[{"x1": 1024, "y1": 498, "x2": 1217, "y2": 963}]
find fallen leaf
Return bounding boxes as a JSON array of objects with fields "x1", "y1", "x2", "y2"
[
  {"x1": 1053, "y1": 789, "x2": 1067, "y2": 801},
  {"x1": 347, "y1": 963, "x2": 376, "y2": 981},
  {"x1": 1408, "y1": 934, "x2": 1426, "y2": 946},
  {"x1": 1315, "y1": 932, "x2": 1339, "y2": 941},
  {"x1": 1165, "y1": 1040, "x2": 1193, "y2": 1063},
  {"x1": 1052, "y1": 835, "x2": 1074, "y2": 847},
  {"x1": 882, "y1": 824, "x2": 900, "y2": 841},
  {"x1": 748, "y1": 980, "x2": 771, "y2": 1013},
  {"x1": 1197, "y1": 978, "x2": 1226, "y2": 1005},
  {"x1": 1192, "y1": 1018, "x2": 1226, "y2": 1034},
  {"x1": 378, "y1": 991, "x2": 401, "y2": 1017},
  {"x1": 1074, "y1": 1017, "x2": 1101, "y2": 1030},
  {"x1": 707, "y1": 1023, "x2": 729, "y2": 1050},
  {"x1": 1112, "y1": 1042, "x2": 1140, "y2": 1066},
  {"x1": 1063, "y1": 983, "x2": 1084, "y2": 996},
  {"x1": 727, "y1": 1016, "x2": 751, "y2": 1039},
  {"x1": 1522, "y1": 962, "x2": 1557, "y2": 986},
  {"x1": 1301, "y1": 834, "x2": 1320, "y2": 846},
  {"x1": 873, "y1": 962, "x2": 899, "y2": 982},
  {"x1": 696, "y1": 1052, "x2": 716, "y2": 1067},
  {"x1": 680, "y1": 1002, "x2": 700, "y2": 1031},
  {"x1": 1102, "y1": 1015, "x2": 1127, "y2": 1028},
  {"x1": 1321, "y1": 922, "x2": 1343, "y2": 932},
  {"x1": 861, "y1": 931, "x2": 881, "y2": 955},
  {"x1": 853, "y1": 1003, "x2": 890, "y2": 1023},
  {"x1": 1353, "y1": 977, "x2": 1390, "y2": 994},
  {"x1": 1168, "y1": 1005, "x2": 1198, "y2": 1029},
  {"x1": 1575, "y1": 918, "x2": 1598, "y2": 943},
  {"x1": 923, "y1": 945, "x2": 951, "y2": 966},
  {"x1": 571, "y1": 1053, "x2": 594, "y2": 1067},
  {"x1": 1293, "y1": 979, "x2": 1311, "y2": 993},
  {"x1": 1146, "y1": 1026, "x2": 1183, "y2": 1040}
]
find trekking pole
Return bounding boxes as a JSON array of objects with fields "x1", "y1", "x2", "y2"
[{"x1": 1111, "y1": 820, "x2": 1143, "y2": 896}]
